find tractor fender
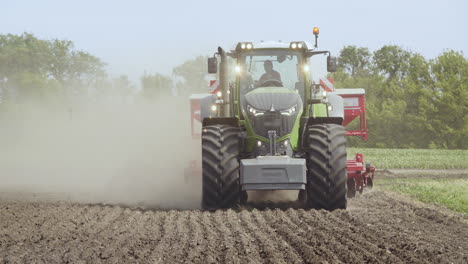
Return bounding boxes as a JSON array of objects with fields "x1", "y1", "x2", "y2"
[{"x1": 327, "y1": 92, "x2": 344, "y2": 119}]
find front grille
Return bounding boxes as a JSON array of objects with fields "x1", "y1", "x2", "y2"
[{"x1": 250, "y1": 112, "x2": 296, "y2": 139}]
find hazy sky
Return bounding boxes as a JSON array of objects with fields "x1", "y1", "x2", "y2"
[{"x1": 2, "y1": 0, "x2": 467, "y2": 83}]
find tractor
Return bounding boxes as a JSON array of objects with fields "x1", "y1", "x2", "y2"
[{"x1": 191, "y1": 27, "x2": 374, "y2": 210}]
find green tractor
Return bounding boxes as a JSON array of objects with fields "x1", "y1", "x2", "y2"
[{"x1": 201, "y1": 29, "x2": 347, "y2": 210}]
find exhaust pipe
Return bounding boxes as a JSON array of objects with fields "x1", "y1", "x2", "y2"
[{"x1": 217, "y1": 47, "x2": 230, "y2": 117}]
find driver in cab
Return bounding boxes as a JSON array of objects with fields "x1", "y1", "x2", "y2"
[{"x1": 258, "y1": 60, "x2": 282, "y2": 85}]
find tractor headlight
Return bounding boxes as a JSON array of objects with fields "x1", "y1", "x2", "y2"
[
  {"x1": 247, "y1": 105, "x2": 265, "y2": 116},
  {"x1": 280, "y1": 105, "x2": 297, "y2": 116}
]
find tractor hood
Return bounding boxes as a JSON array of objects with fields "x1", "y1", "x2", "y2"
[
  {"x1": 243, "y1": 87, "x2": 303, "y2": 143},
  {"x1": 245, "y1": 87, "x2": 302, "y2": 111}
]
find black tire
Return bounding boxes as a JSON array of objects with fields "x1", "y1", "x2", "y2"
[
  {"x1": 240, "y1": 191, "x2": 248, "y2": 204},
  {"x1": 367, "y1": 176, "x2": 374, "y2": 189},
  {"x1": 202, "y1": 125, "x2": 241, "y2": 210},
  {"x1": 298, "y1": 189, "x2": 307, "y2": 206},
  {"x1": 347, "y1": 178, "x2": 356, "y2": 198},
  {"x1": 305, "y1": 124, "x2": 347, "y2": 210},
  {"x1": 358, "y1": 173, "x2": 364, "y2": 194}
]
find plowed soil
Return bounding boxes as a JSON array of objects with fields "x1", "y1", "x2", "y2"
[{"x1": 1, "y1": 173, "x2": 467, "y2": 264}]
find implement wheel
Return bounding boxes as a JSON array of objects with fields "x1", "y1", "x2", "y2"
[
  {"x1": 305, "y1": 124, "x2": 347, "y2": 210},
  {"x1": 202, "y1": 125, "x2": 241, "y2": 210},
  {"x1": 358, "y1": 173, "x2": 364, "y2": 194},
  {"x1": 347, "y1": 178, "x2": 356, "y2": 198},
  {"x1": 367, "y1": 176, "x2": 374, "y2": 189}
]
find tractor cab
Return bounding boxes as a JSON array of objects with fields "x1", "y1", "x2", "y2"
[
  {"x1": 236, "y1": 42, "x2": 307, "y2": 93},
  {"x1": 208, "y1": 38, "x2": 337, "y2": 111},
  {"x1": 235, "y1": 43, "x2": 310, "y2": 155}
]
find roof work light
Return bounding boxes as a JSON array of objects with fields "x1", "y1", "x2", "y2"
[
  {"x1": 237, "y1": 42, "x2": 253, "y2": 50},
  {"x1": 290, "y1": 41, "x2": 307, "y2": 50}
]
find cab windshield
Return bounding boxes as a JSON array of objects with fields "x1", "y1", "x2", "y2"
[{"x1": 238, "y1": 50, "x2": 305, "y2": 97}]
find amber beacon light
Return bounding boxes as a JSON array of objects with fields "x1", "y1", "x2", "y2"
[
  {"x1": 313, "y1": 27, "x2": 320, "y2": 48},
  {"x1": 313, "y1": 27, "x2": 320, "y2": 35}
]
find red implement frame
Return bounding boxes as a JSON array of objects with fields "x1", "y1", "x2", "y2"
[
  {"x1": 336, "y1": 89, "x2": 375, "y2": 196},
  {"x1": 339, "y1": 91, "x2": 368, "y2": 140},
  {"x1": 189, "y1": 95, "x2": 202, "y2": 139}
]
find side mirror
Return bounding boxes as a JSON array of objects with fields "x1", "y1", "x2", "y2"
[
  {"x1": 208, "y1": 57, "x2": 218, "y2": 74},
  {"x1": 327, "y1": 55, "x2": 337, "y2": 73},
  {"x1": 277, "y1": 55, "x2": 286, "y2": 63}
]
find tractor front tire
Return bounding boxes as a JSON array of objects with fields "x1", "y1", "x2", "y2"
[
  {"x1": 202, "y1": 125, "x2": 241, "y2": 210},
  {"x1": 305, "y1": 124, "x2": 347, "y2": 210}
]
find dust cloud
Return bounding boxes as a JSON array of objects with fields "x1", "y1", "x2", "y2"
[{"x1": 0, "y1": 96, "x2": 202, "y2": 209}]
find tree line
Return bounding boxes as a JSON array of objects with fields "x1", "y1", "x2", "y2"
[
  {"x1": 0, "y1": 33, "x2": 206, "y2": 107},
  {"x1": 0, "y1": 33, "x2": 106, "y2": 104},
  {"x1": 332, "y1": 45, "x2": 467, "y2": 149},
  {"x1": 0, "y1": 33, "x2": 466, "y2": 149}
]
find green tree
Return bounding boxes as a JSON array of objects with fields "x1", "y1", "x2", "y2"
[
  {"x1": 0, "y1": 33, "x2": 106, "y2": 103},
  {"x1": 373, "y1": 45, "x2": 411, "y2": 80},
  {"x1": 140, "y1": 73, "x2": 173, "y2": 98},
  {"x1": 430, "y1": 51, "x2": 468, "y2": 149},
  {"x1": 172, "y1": 56, "x2": 208, "y2": 95},
  {"x1": 337, "y1": 45, "x2": 371, "y2": 78}
]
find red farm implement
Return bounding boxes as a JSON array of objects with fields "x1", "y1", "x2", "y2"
[{"x1": 335, "y1": 88, "x2": 375, "y2": 198}]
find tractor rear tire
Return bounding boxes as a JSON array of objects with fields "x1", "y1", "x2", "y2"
[
  {"x1": 305, "y1": 124, "x2": 347, "y2": 210},
  {"x1": 202, "y1": 125, "x2": 241, "y2": 210}
]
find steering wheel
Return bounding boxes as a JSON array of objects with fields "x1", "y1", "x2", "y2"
[{"x1": 259, "y1": 79, "x2": 283, "y2": 87}]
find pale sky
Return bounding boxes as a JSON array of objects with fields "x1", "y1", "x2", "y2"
[{"x1": 2, "y1": 0, "x2": 467, "y2": 83}]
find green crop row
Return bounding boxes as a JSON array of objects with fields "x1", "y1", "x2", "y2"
[
  {"x1": 377, "y1": 177, "x2": 468, "y2": 216},
  {"x1": 347, "y1": 148, "x2": 468, "y2": 169}
]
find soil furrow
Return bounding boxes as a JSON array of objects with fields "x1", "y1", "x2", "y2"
[
  {"x1": 211, "y1": 210, "x2": 241, "y2": 264},
  {"x1": 184, "y1": 211, "x2": 206, "y2": 263},
  {"x1": 292, "y1": 209, "x2": 394, "y2": 263},
  {"x1": 126, "y1": 211, "x2": 160, "y2": 259},
  {"x1": 321, "y1": 210, "x2": 418, "y2": 263},
  {"x1": 239, "y1": 209, "x2": 289, "y2": 263},
  {"x1": 35, "y1": 204, "x2": 90, "y2": 263},
  {"x1": 163, "y1": 210, "x2": 191, "y2": 263},
  {"x1": 1, "y1": 176, "x2": 467, "y2": 264},
  {"x1": 141, "y1": 211, "x2": 168, "y2": 260},
  {"x1": 146, "y1": 210, "x2": 180, "y2": 263},
  {"x1": 199, "y1": 211, "x2": 225, "y2": 264},
  {"x1": 225, "y1": 209, "x2": 264, "y2": 264},
  {"x1": 348, "y1": 191, "x2": 467, "y2": 263},
  {"x1": 250, "y1": 210, "x2": 303, "y2": 264},
  {"x1": 261, "y1": 209, "x2": 341, "y2": 263},
  {"x1": 95, "y1": 210, "x2": 144, "y2": 263}
]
